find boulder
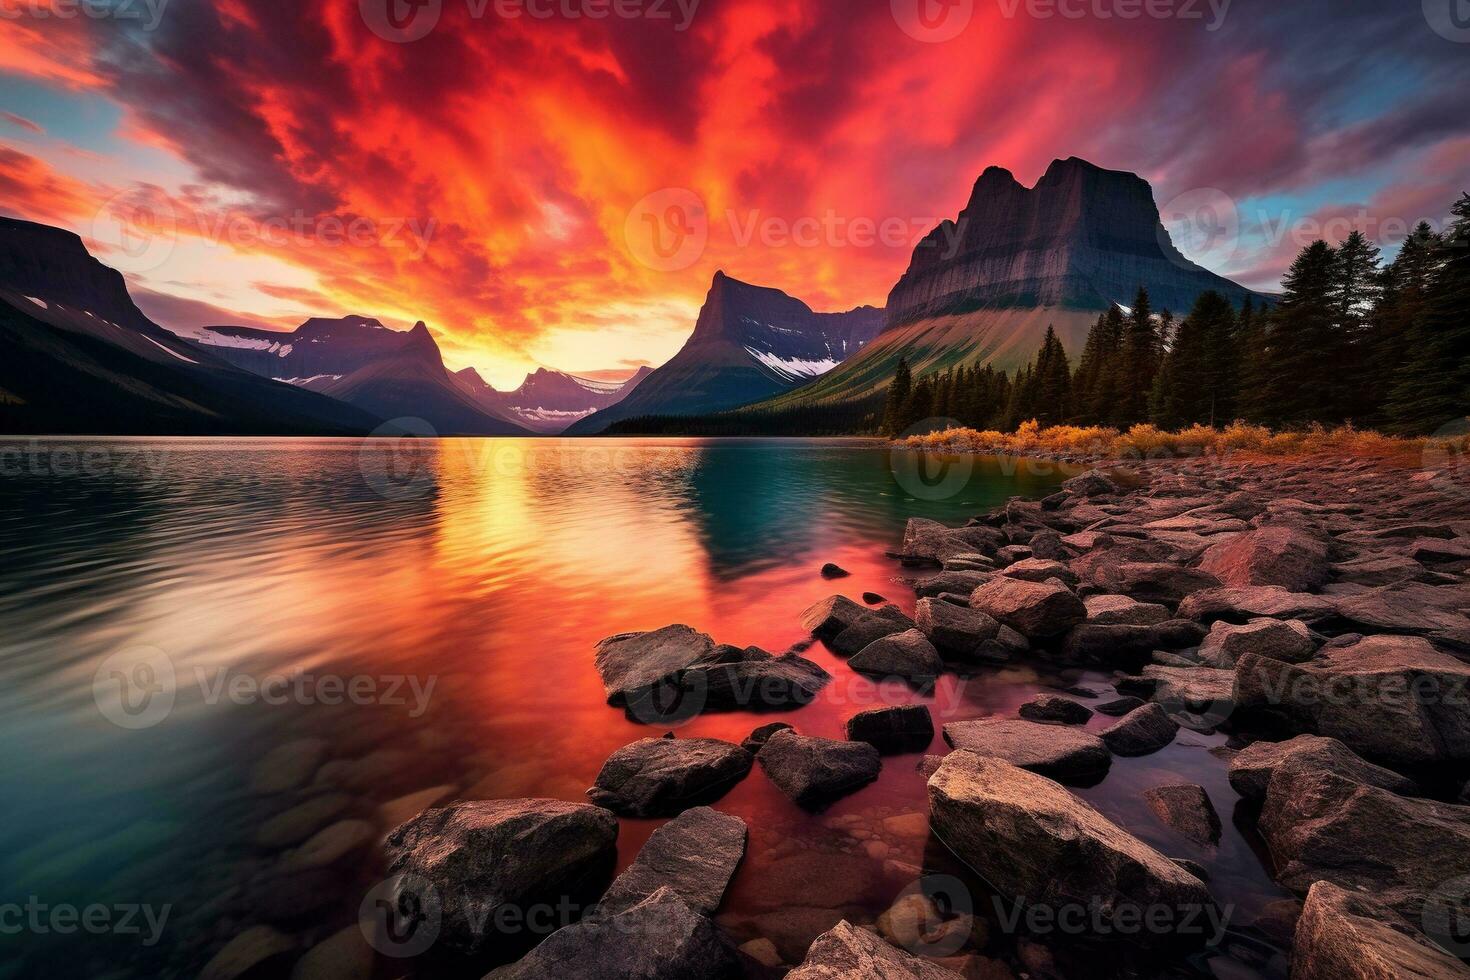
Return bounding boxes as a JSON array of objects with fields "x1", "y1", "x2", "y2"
[
  {"x1": 758, "y1": 730, "x2": 881, "y2": 810},
  {"x1": 741, "y1": 722, "x2": 793, "y2": 754},
  {"x1": 914, "y1": 598, "x2": 1007, "y2": 662},
  {"x1": 1227, "y1": 735, "x2": 1419, "y2": 801},
  {"x1": 1233, "y1": 635, "x2": 1470, "y2": 767},
  {"x1": 1062, "y1": 530, "x2": 1115, "y2": 551},
  {"x1": 849, "y1": 629, "x2": 943, "y2": 685},
  {"x1": 968, "y1": 578, "x2": 1086, "y2": 639},
  {"x1": 1019, "y1": 695, "x2": 1094, "y2": 725},
  {"x1": 1096, "y1": 696, "x2": 1146, "y2": 717},
  {"x1": 1143, "y1": 784, "x2": 1221, "y2": 846},
  {"x1": 800, "y1": 596, "x2": 869, "y2": 639},
  {"x1": 1099, "y1": 704, "x2": 1179, "y2": 756},
  {"x1": 1291, "y1": 880, "x2": 1470, "y2": 980},
  {"x1": 942, "y1": 718, "x2": 1110, "y2": 780},
  {"x1": 1199, "y1": 526, "x2": 1330, "y2": 592},
  {"x1": 999, "y1": 558, "x2": 1079, "y2": 587},
  {"x1": 1259, "y1": 762, "x2": 1470, "y2": 922},
  {"x1": 786, "y1": 919, "x2": 966, "y2": 979},
  {"x1": 588, "y1": 737, "x2": 754, "y2": 817},
  {"x1": 1410, "y1": 537, "x2": 1470, "y2": 564},
  {"x1": 596, "y1": 626, "x2": 714, "y2": 705},
  {"x1": 1113, "y1": 562, "x2": 1222, "y2": 605},
  {"x1": 830, "y1": 606, "x2": 916, "y2": 655},
  {"x1": 821, "y1": 562, "x2": 851, "y2": 578},
  {"x1": 902, "y1": 519, "x2": 1005, "y2": 563},
  {"x1": 382, "y1": 799, "x2": 619, "y2": 958},
  {"x1": 1060, "y1": 620, "x2": 1206, "y2": 664},
  {"x1": 1197, "y1": 618, "x2": 1314, "y2": 668},
  {"x1": 1031, "y1": 530, "x2": 1068, "y2": 560},
  {"x1": 485, "y1": 887, "x2": 742, "y2": 980},
  {"x1": 597, "y1": 807, "x2": 746, "y2": 916},
  {"x1": 927, "y1": 753, "x2": 1213, "y2": 934},
  {"x1": 1084, "y1": 594, "x2": 1169, "y2": 626},
  {"x1": 1127, "y1": 666, "x2": 1236, "y2": 727},
  {"x1": 1062, "y1": 470, "x2": 1119, "y2": 497},
  {"x1": 1331, "y1": 554, "x2": 1429, "y2": 587},
  {"x1": 1177, "y1": 586, "x2": 1335, "y2": 624},
  {"x1": 845, "y1": 704, "x2": 935, "y2": 754},
  {"x1": 913, "y1": 570, "x2": 993, "y2": 599},
  {"x1": 679, "y1": 646, "x2": 832, "y2": 712},
  {"x1": 1330, "y1": 583, "x2": 1470, "y2": 635}
]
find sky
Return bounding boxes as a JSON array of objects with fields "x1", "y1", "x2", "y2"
[{"x1": 1, "y1": 0, "x2": 1468, "y2": 388}]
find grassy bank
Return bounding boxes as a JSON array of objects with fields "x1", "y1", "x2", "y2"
[{"x1": 898, "y1": 420, "x2": 1465, "y2": 463}]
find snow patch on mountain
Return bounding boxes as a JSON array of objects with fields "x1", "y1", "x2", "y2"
[{"x1": 744, "y1": 347, "x2": 840, "y2": 381}]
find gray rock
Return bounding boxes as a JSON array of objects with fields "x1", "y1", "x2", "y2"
[
  {"x1": 927, "y1": 753, "x2": 1213, "y2": 935},
  {"x1": 596, "y1": 625, "x2": 714, "y2": 705},
  {"x1": 1331, "y1": 555, "x2": 1429, "y2": 587},
  {"x1": 786, "y1": 919, "x2": 965, "y2": 979},
  {"x1": 1113, "y1": 562, "x2": 1223, "y2": 604},
  {"x1": 845, "y1": 704, "x2": 935, "y2": 754},
  {"x1": 1019, "y1": 694, "x2": 1094, "y2": 725},
  {"x1": 1060, "y1": 620, "x2": 1207, "y2": 663},
  {"x1": 914, "y1": 598, "x2": 1007, "y2": 662},
  {"x1": 1143, "y1": 784, "x2": 1221, "y2": 846},
  {"x1": 382, "y1": 799, "x2": 619, "y2": 958},
  {"x1": 1099, "y1": 703, "x2": 1179, "y2": 756},
  {"x1": 741, "y1": 722, "x2": 793, "y2": 754},
  {"x1": 597, "y1": 807, "x2": 746, "y2": 916},
  {"x1": 1233, "y1": 635, "x2": 1470, "y2": 767},
  {"x1": 1259, "y1": 761, "x2": 1470, "y2": 922},
  {"x1": 1084, "y1": 594, "x2": 1170, "y2": 626},
  {"x1": 1095, "y1": 696, "x2": 1146, "y2": 716},
  {"x1": 679, "y1": 646, "x2": 832, "y2": 712},
  {"x1": 1062, "y1": 470, "x2": 1119, "y2": 497},
  {"x1": 588, "y1": 737, "x2": 753, "y2": 817},
  {"x1": 486, "y1": 886, "x2": 742, "y2": 980},
  {"x1": 758, "y1": 730, "x2": 881, "y2": 809},
  {"x1": 1291, "y1": 880, "x2": 1470, "y2": 980},
  {"x1": 1330, "y1": 582, "x2": 1470, "y2": 634},
  {"x1": 913, "y1": 570, "x2": 994, "y2": 599},
  {"x1": 1197, "y1": 617, "x2": 1315, "y2": 668},
  {"x1": 942, "y1": 718, "x2": 1110, "y2": 780},
  {"x1": 999, "y1": 557, "x2": 1079, "y2": 587},
  {"x1": 799, "y1": 595, "x2": 869, "y2": 639},
  {"x1": 968, "y1": 577, "x2": 1086, "y2": 639},
  {"x1": 849, "y1": 629, "x2": 943, "y2": 684},
  {"x1": 1227, "y1": 735, "x2": 1419, "y2": 801},
  {"x1": 901, "y1": 519, "x2": 1004, "y2": 563},
  {"x1": 829, "y1": 606, "x2": 916, "y2": 655}
]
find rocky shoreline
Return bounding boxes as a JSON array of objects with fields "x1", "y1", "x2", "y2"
[{"x1": 202, "y1": 451, "x2": 1470, "y2": 979}]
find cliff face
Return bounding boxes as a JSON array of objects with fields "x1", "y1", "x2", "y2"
[
  {"x1": 566, "y1": 272, "x2": 883, "y2": 433},
  {"x1": 192, "y1": 316, "x2": 410, "y2": 381},
  {"x1": 884, "y1": 157, "x2": 1260, "y2": 326}
]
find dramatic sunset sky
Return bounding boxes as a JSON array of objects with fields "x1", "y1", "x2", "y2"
[{"x1": 2, "y1": 0, "x2": 1468, "y2": 386}]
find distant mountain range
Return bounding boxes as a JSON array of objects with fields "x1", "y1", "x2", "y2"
[
  {"x1": 456, "y1": 365, "x2": 653, "y2": 433},
  {"x1": 566, "y1": 271, "x2": 883, "y2": 433}
]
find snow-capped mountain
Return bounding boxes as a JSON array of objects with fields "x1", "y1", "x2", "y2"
[
  {"x1": 566, "y1": 272, "x2": 883, "y2": 433},
  {"x1": 459, "y1": 366, "x2": 652, "y2": 433},
  {"x1": 185, "y1": 315, "x2": 410, "y2": 383}
]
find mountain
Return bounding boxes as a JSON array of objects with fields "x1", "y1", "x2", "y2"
[
  {"x1": 567, "y1": 272, "x2": 884, "y2": 433},
  {"x1": 748, "y1": 157, "x2": 1269, "y2": 411},
  {"x1": 310, "y1": 322, "x2": 527, "y2": 435},
  {"x1": 0, "y1": 217, "x2": 379, "y2": 435},
  {"x1": 459, "y1": 365, "x2": 653, "y2": 433},
  {"x1": 185, "y1": 316, "x2": 411, "y2": 383}
]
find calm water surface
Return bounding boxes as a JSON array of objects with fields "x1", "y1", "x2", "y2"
[{"x1": 0, "y1": 438, "x2": 1289, "y2": 978}]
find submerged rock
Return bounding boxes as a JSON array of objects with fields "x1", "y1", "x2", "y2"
[
  {"x1": 942, "y1": 718, "x2": 1110, "y2": 780},
  {"x1": 845, "y1": 704, "x2": 935, "y2": 754},
  {"x1": 382, "y1": 799, "x2": 619, "y2": 958},
  {"x1": 1290, "y1": 880, "x2": 1470, "y2": 980},
  {"x1": 786, "y1": 919, "x2": 965, "y2": 979},
  {"x1": 486, "y1": 886, "x2": 742, "y2": 980},
  {"x1": 588, "y1": 737, "x2": 753, "y2": 817},
  {"x1": 597, "y1": 807, "x2": 746, "y2": 916},
  {"x1": 198, "y1": 926, "x2": 295, "y2": 980},
  {"x1": 821, "y1": 562, "x2": 851, "y2": 578},
  {"x1": 758, "y1": 730, "x2": 881, "y2": 810},
  {"x1": 927, "y1": 753, "x2": 1213, "y2": 936},
  {"x1": 1143, "y1": 784, "x2": 1221, "y2": 846},
  {"x1": 968, "y1": 577, "x2": 1086, "y2": 639}
]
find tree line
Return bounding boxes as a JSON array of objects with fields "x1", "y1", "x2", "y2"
[{"x1": 882, "y1": 191, "x2": 1470, "y2": 437}]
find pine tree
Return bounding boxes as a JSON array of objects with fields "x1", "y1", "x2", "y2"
[
  {"x1": 881, "y1": 357, "x2": 912, "y2": 435},
  {"x1": 1031, "y1": 327, "x2": 1072, "y2": 425},
  {"x1": 1235, "y1": 297, "x2": 1277, "y2": 425},
  {"x1": 1386, "y1": 193, "x2": 1470, "y2": 433},
  {"x1": 1367, "y1": 223, "x2": 1440, "y2": 426},
  {"x1": 1269, "y1": 240, "x2": 1340, "y2": 425},
  {"x1": 1112, "y1": 287, "x2": 1160, "y2": 427},
  {"x1": 1331, "y1": 230, "x2": 1383, "y2": 421}
]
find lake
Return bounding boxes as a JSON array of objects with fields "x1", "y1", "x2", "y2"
[{"x1": 0, "y1": 437, "x2": 1289, "y2": 978}]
